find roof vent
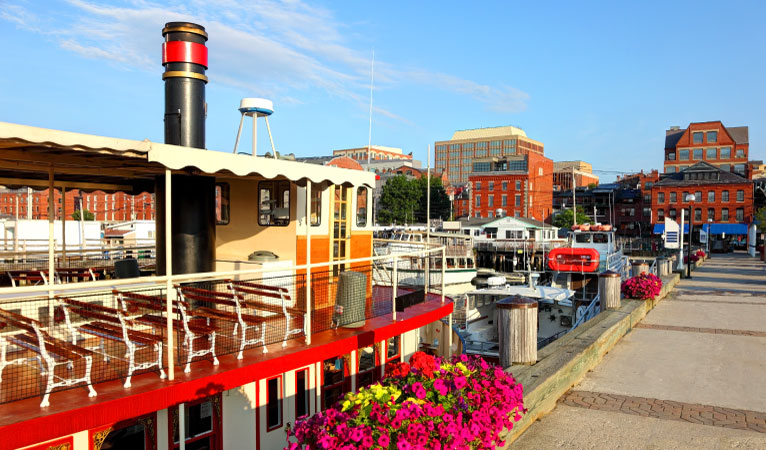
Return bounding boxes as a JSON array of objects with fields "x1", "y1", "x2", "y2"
[{"x1": 233, "y1": 98, "x2": 276, "y2": 157}]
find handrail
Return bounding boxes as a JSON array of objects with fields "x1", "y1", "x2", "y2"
[{"x1": 570, "y1": 293, "x2": 600, "y2": 330}]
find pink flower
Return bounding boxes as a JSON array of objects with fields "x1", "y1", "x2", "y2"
[
  {"x1": 433, "y1": 378, "x2": 448, "y2": 396},
  {"x1": 378, "y1": 433, "x2": 391, "y2": 447},
  {"x1": 454, "y1": 376, "x2": 467, "y2": 390}
]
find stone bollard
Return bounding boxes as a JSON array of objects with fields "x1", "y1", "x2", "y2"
[
  {"x1": 599, "y1": 270, "x2": 621, "y2": 310},
  {"x1": 497, "y1": 295, "x2": 537, "y2": 367},
  {"x1": 631, "y1": 261, "x2": 649, "y2": 277}
]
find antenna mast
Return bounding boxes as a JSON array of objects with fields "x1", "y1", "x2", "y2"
[{"x1": 367, "y1": 50, "x2": 375, "y2": 166}]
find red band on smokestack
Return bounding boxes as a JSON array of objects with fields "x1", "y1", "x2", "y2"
[{"x1": 162, "y1": 41, "x2": 208, "y2": 68}]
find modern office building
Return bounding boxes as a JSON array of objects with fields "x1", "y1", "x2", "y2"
[
  {"x1": 664, "y1": 121, "x2": 749, "y2": 177},
  {"x1": 435, "y1": 126, "x2": 544, "y2": 185}
]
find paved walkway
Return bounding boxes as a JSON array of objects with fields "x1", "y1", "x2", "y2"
[{"x1": 514, "y1": 253, "x2": 766, "y2": 449}]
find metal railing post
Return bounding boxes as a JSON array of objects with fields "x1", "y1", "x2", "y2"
[
  {"x1": 305, "y1": 181, "x2": 312, "y2": 345},
  {"x1": 441, "y1": 247, "x2": 446, "y2": 304},
  {"x1": 392, "y1": 255, "x2": 398, "y2": 321},
  {"x1": 164, "y1": 169, "x2": 175, "y2": 381}
]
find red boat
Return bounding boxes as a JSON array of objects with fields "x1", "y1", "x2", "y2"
[{"x1": 548, "y1": 247, "x2": 600, "y2": 272}]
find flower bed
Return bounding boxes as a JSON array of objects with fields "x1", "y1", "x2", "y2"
[
  {"x1": 621, "y1": 273, "x2": 662, "y2": 300},
  {"x1": 695, "y1": 250, "x2": 706, "y2": 259},
  {"x1": 286, "y1": 352, "x2": 525, "y2": 450}
]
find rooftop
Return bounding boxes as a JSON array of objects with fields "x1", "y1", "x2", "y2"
[
  {"x1": 449, "y1": 125, "x2": 527, "y2": 141},
  {"x1": 655, "y1": 161, "x2": 751, "y2": 186}
]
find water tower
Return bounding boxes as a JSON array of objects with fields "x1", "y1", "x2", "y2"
[{"x1": 233, "y1": 98, "x2": 277, "y2": 157}]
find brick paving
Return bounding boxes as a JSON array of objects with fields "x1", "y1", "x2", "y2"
[
  {"x1": 634, "y1": 322, "x2": 766, "y2": 337},
  {"x1": 562, "y1": 391, "x2": 766, "y2": 434}
]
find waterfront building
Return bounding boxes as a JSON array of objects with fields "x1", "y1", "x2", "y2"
[
  {"x1": 333, "y1": 145, "x2": 411, "y2": 162},
  {"x1": 664, "y1": 121, "x2": 749, "y2": 177},
  {"x1": 552, "y1": 161, "x2": 599, "y2": 192}
]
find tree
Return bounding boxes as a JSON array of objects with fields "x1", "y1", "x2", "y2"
[
  {"x1": 414, "y1": 176, "x2": 451, "y2": 222},
  {"x1": 72, "y1": 209, "x2": 95, "y2": 221},
  {"x1": 553, "y1": 207, "x2": 592, "y2": 229},
  {"x1": 378, "y1": 175, "x2": 420, "y2": 224},
  {"x1": 756, "y1": 206, "x2": 766, "y2": 232}
]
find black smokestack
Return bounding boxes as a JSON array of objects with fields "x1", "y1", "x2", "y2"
[{"x1": 156, "y1": 22, "x2": 216, "y2": 276}]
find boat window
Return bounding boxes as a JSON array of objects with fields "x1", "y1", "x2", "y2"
[
  {"x1": 322, "y1": 356, "x2": 349, "y2": 410},
  {"x1": 310, "y1": 188, "x2": 321, "y2": 226},
  {"x1": 295, "y1": 368, "x2": 309, "y2": 419},
  {"x1": 386, "y1": 335, "x2": 401, "y2": 364},
  {"x1": 259, "y1": 181, "x2": 291, "y2": 226},
  {"x1": 215, "y1": 183, "x2": 230, "y2": 225},
  {"x1": 266, "y1": 376, "x2": 283, "y2": 430},
  {"x1": 99, "y1": 416, "x2": 152, "y2": 450},
  {"x1": 356, "y1": 187, "x2": 368, "y2": 227},
  {"x1": 575, "y1": 234, "x2": 592, "y2": 244},
  {"x1": 592, "y1": 233, "x2": 608, "y2": 244},
  {"x1": 170, "y1": 396, "x2": 221, "y2": 449},
  {"x1": 357, "y1": 345, "x2": 378, "y2": 388}
]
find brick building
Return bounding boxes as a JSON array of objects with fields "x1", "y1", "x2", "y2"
[
  {"x1": 552, "y1": 160, "x2": 599, "y2": 191},
  {"x1": 651, "y1": 162, "x2": 753, "y2": 236},
  {"x1": 333, "y1": 145, "x2": 411, "y2": 162},
  {"x1": 435, "y1": 126, "x2": 544, "y2": 185},
  {"x1": 0, "y1": 188, "x2": 155, "y2": 221},
  {"x1": 664, "y1": 121, "x2": 749, "y2": 177},
  {"x1": 463, "y1": 152, "x2": 553, "y2": 222}
]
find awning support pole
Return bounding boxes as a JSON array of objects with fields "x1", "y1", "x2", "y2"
[
  {"x1": 48, "y1": 167, "x2": 55, "y2": 324},
  {"x1": 305, "y1": 181, "x2": 312, "y2": 345},
  {"x1": 165, "y1": 169, "x2": 175, "y2": 380}
]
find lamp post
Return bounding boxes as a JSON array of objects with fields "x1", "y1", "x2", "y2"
[
  {"x1": 685, "y1": 194, "x2": 696, "y2": 279},
  {"x1": 707, "y1": 218, "x2": 712, "y2": 258}
]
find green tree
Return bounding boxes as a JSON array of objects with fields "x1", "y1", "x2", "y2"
[
  {"x1": 756, "y1": 206, "x2": 766, "y2": 232},
  {"x1": 378, "y1": 175, "x2": 420, "y2": 224},
  {"x1": 553, "y1": 207, "x2": 592, "y2": 229},
  {"x1": 414, "y1": 176, "x2": 451, "y2": 222},
  {"x1": 72, "y1": 209, "x2": 95, "y2": 221}
]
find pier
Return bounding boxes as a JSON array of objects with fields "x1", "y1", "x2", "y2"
[{"x1": 513, "y1": 252, "x2": 766, "y2": 448}]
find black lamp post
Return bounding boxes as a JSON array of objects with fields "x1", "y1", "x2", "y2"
[{"x1": 686, "y1": 194, "x2": 695, "y2": 279}]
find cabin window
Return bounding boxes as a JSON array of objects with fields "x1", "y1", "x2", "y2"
[
  {"x1": 575, "y1": 234, "x2": 591, "y2": 244},
  {"x1": 357, "y1": 345, "x2": 378, "y2": 388},
  {"x1": 267, "y1": 376, "x2": 283, "y2": 430},
  {"x1": 296, "y1": 368, "x2": 310, "y2": 419},
  {"x1": 259, "y1": 181, "x2": 290, "y2": 226},
  {"x1": 322, "y1": 355, "x2": 350, "y2": 410},
  {"x1": 170, "y1": 395, "x2": 221, "y2": 450},
  {"x1": 308, "y1": 187, "x2": 322, "y2": 226},
  {"x1": 593, "y1": 233, "x2": 608, "y2": 244},
  {"x1": 356, "y1": 187, "x2": 368, "y2": 227},
  {"x1": 215, "y1": 183, "x2": 230, "y2": 225},
  {"x1": 385, "y1": 335, "x2": 401, "y2": 370},
  {"x1": 92, "y1": 415, "x2": 155, "y2": 450}
]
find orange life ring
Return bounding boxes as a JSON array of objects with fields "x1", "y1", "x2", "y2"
[{"x1": 548, "y1": 247, "x2": 600, "y2": 272}]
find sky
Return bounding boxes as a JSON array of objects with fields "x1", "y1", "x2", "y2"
[{"x1": 1, "y1": 0, "x2": 765, "y2": 182}]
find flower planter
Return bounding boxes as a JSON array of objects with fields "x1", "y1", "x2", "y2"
[{"x1": 621, "y1": 273, "x2": 663, "y2": 300}]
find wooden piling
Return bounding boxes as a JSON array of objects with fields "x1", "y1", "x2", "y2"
[
  {"x1": 599, "y1": 271, "x2": 621, "y2": 310},
  {"x1": 497, "y1": 295, "x2": 537, "y2": 367},
  {"x1": 631, "y1": 261, "x2": 649, "y2": 277}
]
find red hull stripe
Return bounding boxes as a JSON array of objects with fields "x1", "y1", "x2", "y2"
[
  {"x1": 1, "y1": 300, "x2": 452, "y2": 450},
  {"x1": 162, "y1": 41, "x2": 208, "y2": 68}
]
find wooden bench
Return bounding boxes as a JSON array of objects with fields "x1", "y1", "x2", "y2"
[
  {"x1": 7, "y1": 270, "x2": 49, "y2": 287},
  {"x1": 177, "y1": 285, "x2": 275, "y2": 359},
  {"x1": 0, "y1": 308, "x2": 97, "y2": 407},
  {"x1": 227, "y1": 280, "x2": 307, "y2": 347},
  {"x1": 57, "y1": 297, "x2": 166, "y2": 388},
  {"x1": 113, "y1": 290, "x2": 218, "y2": 373},
  {"x1": 54, "y1": 267, "x2": 100, "y2": 283}
]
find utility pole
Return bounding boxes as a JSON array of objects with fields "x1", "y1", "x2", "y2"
[{"x1": 572, "y1": 166, "x2": 577, "y2": 226}]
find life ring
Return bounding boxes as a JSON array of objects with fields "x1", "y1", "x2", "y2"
[{"x1": 548, "y1": 247, "x2": 600, "y2": 272}]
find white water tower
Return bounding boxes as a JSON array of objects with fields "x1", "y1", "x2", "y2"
[{"x1": 233, "y1": 98, "x2": 276, "y2": 157}]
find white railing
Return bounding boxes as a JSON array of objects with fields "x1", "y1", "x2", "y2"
[{"x1": 570, "y1": 293, "x2": 600, "y2": 330}]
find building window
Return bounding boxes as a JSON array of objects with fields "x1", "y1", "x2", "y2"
[
  {"x1": 720, "y1": 164, "x2": 731, "y2": 172},
  {"x1": 720, "y1": 147, "x2": 731, "y2": 159},
  {"x1": 515, "y1": 180, "x2": 521, "y2": 190},
  {"x1": 667, "y1": 152, "x2": 676, "y2": 161},
  {"x1": 475, "y1": 182, "x2": 481, "y2": 191},
  {"x1": 501, "y1": 181, "x2": 508, "y2": 191},
  {"x1": 462, "y1": 143, "x2": 474, "y2": 151},
  {"x1": 515, "y1": 194, "x2": 521, "y2": 207},
  {"x1": 721, "y1": 208, "x2": 729, "y2": 221},
  {"x1": 311, "y1": 188, "x2": 322, "y2": 226},
  {"x1": 488, "y1": 182, "x2": 494, "y2": 191},
  {"x1": 323, "y1": 355, "x2": 350, "y2": 410},
  {"x1": 356, "y1": 187, "x2": 368, "y2": 227},
  {"x1": 734, "y1": 164, "x2": 746, "y2": 175},
  {"x1": 693, "y1": 149, "x2": 703, "y2": 160},
  {"x1": 669, "y1": 209, "x2": 676, "y2": 219},
  {"x1": 694, "y1": 208, "x2": 701, "y2": 221},
  {"x1": 679, "y1": 149, "x2": 689, "y2": 161},
  {"x1": 643, "y1": 207, "x2": 651, "y2": 217},
  {"x1": 736, "y1": 149, "x2": 745, "y2": 158},
  {"x1": 737, "y1": 190, "x2": 744, "y2": 202},
  {"x1": 693, "y1": 132, "x2": 703, "y2": 144},
  {"x1": 476, "y1": 142, "x2": 487, "y2": 150},
  {"x1": 488, "y1": 211, "x2": 494, "y2": 218},
  {"x1": 488, "y1": 195, "x2": 494, "y2": 207},
  {"x1": 694, "y1": 191, "x2": 702, "y2": 202},
  {"x1": 502, "y1": 195, "x2": 507, "y2": 207},
  {"x1": 706, "y1": 148, "x2": 717, "y2": 160},
  {"x1": 170, "y1": 396, "x2": 221, "y2": 449},
  {"x1": 657, "y1": 192, "x2": 665, "y2": 204},
  {"x1": 267, "y1": 376, "x2": 283, "y2": 431},
  {"x1": 294, "y1": 368, "x2": 310, "y2": 419},
  {"x1": 259, "y1": 181, "x2": 290, "y2": 226},
  {"x1": 707, "y1": 131, "x2": 717, "y2": 143},
  {"x1": 708, "y1": 191, "x2": 715, "y2": 202},
  {"x1": 682, "y1": 191, "x2": 689, "y2": 202},
  {"x1": 736, "y1": 208, "x2": 744, "y2": 222},
  {"x1": 475, "y1": 196, "x2": 481, "y2": 207},
  {"x1": 722, "y1": 190, "x2": 729, "y2": 202},
  {"x1": 707, "y1": 208, "x2": 715, "y2": 221},
  {"x1": 665, "y1": 166, "x2": 675, "y2": 174},
  {"x1": 658, "y1": 209, "x2": 664, "y2": 220},
  {"x1": 643, "y1": 193, "x2": 651, "y2": 203}
]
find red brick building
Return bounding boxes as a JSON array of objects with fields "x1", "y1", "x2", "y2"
[
  {"x1": 0, "y1": 188, "x2": 155, "y2": 221},
  {"x1": 552, "y1": 160, "x2": 599, "y2": 191},
  {"x1": 664, "y1": 121, "x2": 749, "y2": 177},
  {"x1": 463, "y1": 152, "x2": 553, "y2": 221},
  {"x1": 651, "y1": 162, "x2": 753, "y2": 229}
]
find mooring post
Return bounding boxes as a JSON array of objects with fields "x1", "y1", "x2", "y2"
[{"x1": 497, "y1": 295, "x2": 537, "y2": 367}]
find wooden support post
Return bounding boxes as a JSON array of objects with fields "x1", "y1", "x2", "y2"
[
  {"x1": 599, "y1": 271, "x2": 621, "y2": 311},
  {"x1": 631, "y1": 261, "x2": 648, "y2": 277},
  {"x1": 497, "y1": 296, "x2": 537, "y2": 367}
]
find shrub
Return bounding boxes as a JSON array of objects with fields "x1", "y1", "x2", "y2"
[
  {"x1": 285, "y1": 352, "x2": 525, "y2": 450},
  {"x1": 621, "y1": 273, "x2": 662, "y2": 300}
]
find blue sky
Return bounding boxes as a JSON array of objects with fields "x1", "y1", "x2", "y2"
[{"x1": 1, "y1": 1, "x2": 764, "y2": 181}]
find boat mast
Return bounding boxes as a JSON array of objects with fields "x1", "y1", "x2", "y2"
[{"x1": 366, "y1": 50, "x2": 374, "y2": 166}]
